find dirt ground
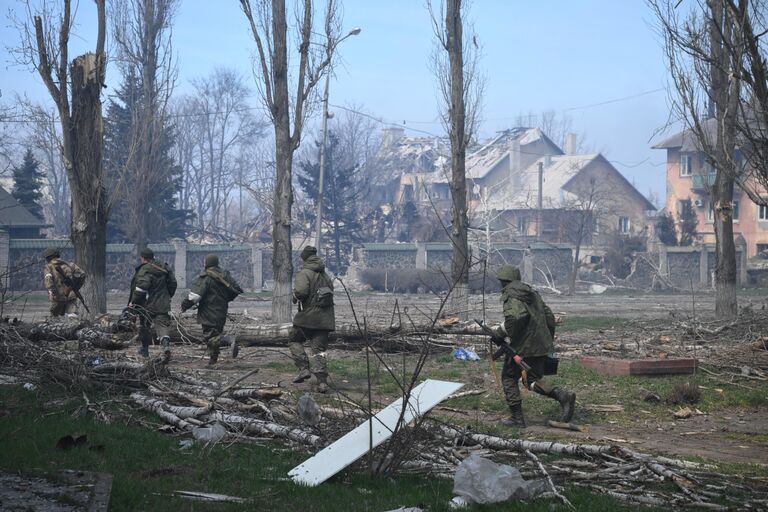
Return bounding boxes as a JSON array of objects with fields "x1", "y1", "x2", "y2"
[{"x1": 5, "y1": 290, "x2": 768, "y2": 470}]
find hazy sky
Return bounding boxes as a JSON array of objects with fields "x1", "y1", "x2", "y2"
[{"x1": 1, "y1": 0, "x2": 675, "y2": 203}]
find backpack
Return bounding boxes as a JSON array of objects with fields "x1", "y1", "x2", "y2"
[
  {"x1": 54, "y1": 262, "x2": 86, "y2": 291},
  {"x1": 206, "y1": 269, "x2": 243, "y2": 302},
  {"x1": 311, "y1": 272, "x2": 334, "y2": 309}
]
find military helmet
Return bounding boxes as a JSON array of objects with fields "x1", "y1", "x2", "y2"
[
  {"x1": 496, "y1": 265, "x2": 521, "y2": 282},
  {"x1": 140, "y1": 247, "x2": 154, "y2": 260},
  {"x1": 43, "y1": 248, "x2": 60, "y2": 260},
  {"x1": 204, "y1": 254, "x2": 219, "y2": 268}
]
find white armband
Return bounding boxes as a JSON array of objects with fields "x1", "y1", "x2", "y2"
[{"x1": 188, "y1": 292, "x2": 202, "y2": 304}]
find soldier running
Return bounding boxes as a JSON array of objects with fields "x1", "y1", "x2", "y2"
[
  {"x1": 129, "y1": 248, "x2": 177, "y2": 359},
  {"x1": 290, "y1": 246, "x2": 335, "y2": 393},
  {"x1": 181, "y1": 254, "x2": 243, "y2": 366},
  {"x1": 43, "y1": 248, "x2": 86, "y2": 318},
  {"x1": 490, "y1": 265, "x2": 576, "y2": 427}
]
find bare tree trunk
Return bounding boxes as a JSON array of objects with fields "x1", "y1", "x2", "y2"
[
  {"x1": 70, "y1": 54, "x2": 108, "y2": 314},
  {"x1": 445, "y1": 0, "x2": 469, "y2": 319}
]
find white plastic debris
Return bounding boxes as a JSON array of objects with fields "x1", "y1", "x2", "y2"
[
  {"x1": 192, "y1": 423, "x2": 226, "y2": 444},
  {"x1": 448, "y1": 496, "x2": 470, "y2": 509},
  {"x1": 297, "y1": 393, "x2": 321, "y2": 427},
  {"x1": 588, "y1": 284, "x2": 608, "y2": 294},
  {"x1": 22, "y1": 383, "x2": 37, "y2": 391},
  {"x1": 453, "y1": 454, "x2": 534, "y2": 504},
  {"x1": 178, "y1": 439, "x2": 194, "y2": 450}
]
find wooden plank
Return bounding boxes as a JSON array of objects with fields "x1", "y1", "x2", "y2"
[
  {"x1": 288, "y1": 379, "x2": 464, "y2": 486},
  {"x1": 581, "y1": 357, "x2": 697, "y2": 376}
]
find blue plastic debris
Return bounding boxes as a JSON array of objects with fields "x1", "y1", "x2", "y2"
[{"x1": 453, "y1": 347, "x2": 481, "y2": 361}]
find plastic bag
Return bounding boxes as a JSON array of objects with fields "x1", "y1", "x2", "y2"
[
  {"x1": 192, "y1": 423, "x2": 226, "y2": 444},
  {"x1": 298, "y1": 393, "x2": 321, "y2": 427},
  {"x1": 452, "y1": 347, "x2": 481, "y2": 361},
  {"x1": 453, "y1": 454, "x2": 537, "y2": 504}
]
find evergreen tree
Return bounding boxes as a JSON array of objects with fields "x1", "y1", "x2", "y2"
[
  {"x1": 678, "y1": 199, "x2": 698, "y2": 246},
  {"x1": 11, "y1": 148, "x2": 45, "y2": 220},
  {"x1": 104, "y1": 72, "x2": 193, "y2": 244},
  {"x1": 655, "y1": 211, "x2": 678, "y2": 245},
  {"x1": 297, "y1": 132, "x2": 362, "y2": 273}
]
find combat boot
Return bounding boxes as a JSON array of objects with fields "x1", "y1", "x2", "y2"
[
  {"x1": 137, "y1": 341, "x2": 149, "y2": 359},
  {"x1": 207, "y1": 352, "x2": 219, "y2": 367},
  {"x1": 314, "y1": 372, "x2": 329, "y2": 394},
  {"x1": 293, "y1": 369, "x2": 311, "y2": 384},
  {"x1": 551, "y1": 387, "x2": 576, "y2": 422},
  {"x1": 498, "y1": 404, "x2": 526, "y2": 427},
  {"x1": 160, "y1": 336, "x2": 171, "y2": 358},
  {"x1": 231, "y1": 338, "x2": 240, "y2": 359}
]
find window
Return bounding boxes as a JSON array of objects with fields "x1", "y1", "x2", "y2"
[
  {"x1": 618, "y1": 216, "x2": 631, "y2": 234},
  {"x1": 680, "y1": 154, "x2": 692, "y2": 176},
  {"x1": 516, "y1": 216, "x2": 528, "y2": 235},
  {"x1": 733, "y1": 199, "x2": 740, "y2": 221},
  {"x1": 679, "y1": 199, "x2": 693, "y2": 218},
  {"x1": 757, "y1": 244, "x2": 768, "y2": 254},
  {"x1": 759, "y1": 203, "x2": 768, "y2": 221}
]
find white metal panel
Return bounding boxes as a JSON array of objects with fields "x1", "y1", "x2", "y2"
[{"x1": 288, "y1": 379, "x2": 464, "y2": 486}]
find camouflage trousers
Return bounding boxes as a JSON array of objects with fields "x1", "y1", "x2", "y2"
[
  {"x1": 50, "y1": 299, "x2": 78, "y2": 317},
  {"x1": 138, "y1": 313, "x2": 171, "y2": 348},
  {"x1": 202, "y1": 324, "x2": 224, "y2": 358},
  {"x1": 501, "y1": 355, "x2": 554, "y2": 407},
  {"x1": 288, "y1": 327, "x2": 329, "y2": 377}
]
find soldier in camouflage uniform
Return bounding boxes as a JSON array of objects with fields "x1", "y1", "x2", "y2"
[
  {"x1": 290, "y1": 246, "x2": 335, "y2": 393},
  {"x1": 490, "y1": 265, "x2": 576, "y2": 427},
  {"x1": 129, "y1": 248, "x2": 177, "y2": 359},
  {"x1": 181, "y1": 254, "x2": 243, "y2": 366},
  {"x1": 43, "y1": 248, "x2": 86, "y2": 318}
]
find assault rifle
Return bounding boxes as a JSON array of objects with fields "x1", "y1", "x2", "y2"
[
  {"x1": 474, "y1": 319, "x2": 559, "y2": 377},
  {"x1": 53, "y1": 265, "x2": 90, "y2": 314}
]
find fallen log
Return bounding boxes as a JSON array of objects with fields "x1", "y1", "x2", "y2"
[{"x1": 205, "y1": 411, "x2": 321, "y2": 446}]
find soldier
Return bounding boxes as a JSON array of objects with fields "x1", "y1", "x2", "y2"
[
  {"x1": 491, "y1": 265, "x2": 576, "y2": 427},
  {"x1": 181, "y1": 254, "x2": 243, "y2": 366},
  {"x1": 43, "y1": 248, "x2": 86, "y2": 318},
  {"x1": 129, "y1": 248, "x2": 177, "y2": 359},
  {"x1": 290, "y1": 246, "x2": 335, "y2": 393}
]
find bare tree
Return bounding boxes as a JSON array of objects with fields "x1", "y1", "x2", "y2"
[
  {"x1": 24, "y1": 104, "x2": 70, "y2": 234},
  {"x1": 13, "y1": 0, "x2": 108, "y2": 313},
  {"x1": 108, "y1": 0, "x2": 179, "y2": 256},
  {"x1": 428, "y1": 0, "x2": 483, "y2": 320},
  {"x1": 239, "y1": 0, "x2": 342, "y2": 322},
  {"x1": 650, "y1": 0, "x2": 743, "y2": 319}
]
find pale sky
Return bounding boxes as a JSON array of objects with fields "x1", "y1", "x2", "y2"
[{"x1": 1, "y1": 0, "x2": 675, "y2": 203}]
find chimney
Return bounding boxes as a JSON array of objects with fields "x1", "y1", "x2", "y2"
[
  {"x1": 544, "y1": 154, "x2": 552, "y2": 168},
  {"x1": 564, "y1": 133, "x2": 577, "y2": 155},
  {"x1": 382, "y1": 127, "x2": 405, "y2": 147}
]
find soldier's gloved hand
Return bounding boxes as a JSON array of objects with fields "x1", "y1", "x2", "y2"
[
  {"x1": 490, "y1": 329, "x2": 506, "y2": 346},
  {"x1": 48, "y1": 290, "x2": 55, "y2": 300},
  {"x1": 180, "y1": 298, "x2": 194, "y2": 312}
]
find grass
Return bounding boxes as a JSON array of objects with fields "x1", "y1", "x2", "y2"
[
  {"x1": 0, "y1": 386, "x2": 647, "y2": 511},
  {"x1": 557, "y1": 315, "x2": 629, "y2": 333}
]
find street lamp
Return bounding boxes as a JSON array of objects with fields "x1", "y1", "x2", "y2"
[{"x1": 314, "y1": 27, "x2": 361, "y2": 249}]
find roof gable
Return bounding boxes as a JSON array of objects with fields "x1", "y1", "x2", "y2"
[{"x1": 0, "y1": 187, "x2": 47, "y2": 228}]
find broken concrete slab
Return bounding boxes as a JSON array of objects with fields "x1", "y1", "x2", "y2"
[
  {"x1": 580, "y1": 356, "x2": 697, "y2": 376},
  {"x1": 289, "y1": 379, "x2": 464, "y2": 486}
]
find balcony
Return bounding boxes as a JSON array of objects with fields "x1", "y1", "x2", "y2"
[{"x1": 691, "y1": 174, "x2": 715, "y2": 191}]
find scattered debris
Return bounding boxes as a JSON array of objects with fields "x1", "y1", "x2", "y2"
[
  {"x1": 172, "y1": 490, "x2": 248, "y2": 503},
  {"x1": 547, "y1": 420, "x2": 588, "y2": 432},
  {"x1": 583, "y1": 404, "x2": 624, "y2": 413},
  {"x1": 288, "y1": 379, "x2": 464, "y2": 486},
  {"x1": 297, "y1": 393, "x2": 321, "y2": 427},
  {"x1": 636, "y1": 387, "x2": 661, "y2": 402},
  {"x1": 666, "y1": 383, "x2": 702, "y2": 405},
  {"x1": 452, "y1": 453, "x2": 543, "y2": 505},
  {"x1": 452, "y1": 347, "x2": 481, "y2": 361},
  {"x1": 673, "y1": 407, "x2": 693, "y2": 419},
  {"x1": 192, "y1": 423, "x2": 227, "y2": 444}
]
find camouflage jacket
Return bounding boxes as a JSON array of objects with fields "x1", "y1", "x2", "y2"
[
  {"x1": 292, "y1": 255, "x2": 335, "y2": 331},
  {"x1": 130, "y1": 260, "x2": 177, "y2": 315},
  {"x1": 44, "y1": 258, "x2": 85, "y2": 302},
  {"x1": 189, "y1": 266, "x2": 243, "y2": 329},
  {"x1": 498, "y1": 281, "x2": 555, "y2": 357}
]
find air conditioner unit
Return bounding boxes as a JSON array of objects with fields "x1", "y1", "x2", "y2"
[{"x1": 693, "y1": 199, "x2": 704, "y2": 207}]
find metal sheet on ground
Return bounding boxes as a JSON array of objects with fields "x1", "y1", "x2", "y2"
[{"x1": 288, "y1": 379, "x2": 464, "y2": 486}]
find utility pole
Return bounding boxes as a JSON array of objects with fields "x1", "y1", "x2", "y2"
[
  {"x1": 314, "y1": 27, "x2": 361, "y2": 249},
  {"x1": 537, "y1": 161, "x2": 544, "y2": 240},
  {"x1": 314, "y1": 72, "x2": 330, "y2": 248}
]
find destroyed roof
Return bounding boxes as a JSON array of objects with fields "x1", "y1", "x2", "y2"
[
  {"x1": 0, "y1": 186, "x2": 48, "y2": 228},
  {"x1": 476, "y1": 154, "x2": 656, "y2": 212},
  {"x1": 369, "y1": 135, "x2": 449, "y2": 175},
  {"x1": 465, "y1": 127, "x2": 563, "y2": 180}
]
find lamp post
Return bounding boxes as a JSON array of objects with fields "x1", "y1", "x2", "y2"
[{"x1": 314, "y1": 27, "x2": 361, "y2": 249}]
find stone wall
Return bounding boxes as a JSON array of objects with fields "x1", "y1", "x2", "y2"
[
  {"x1": 4, "y1": 239, "x2": 261, "y2": 292},
  {"x1": 358, "y1": 243, "x2": 418, "y2": 269}
]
